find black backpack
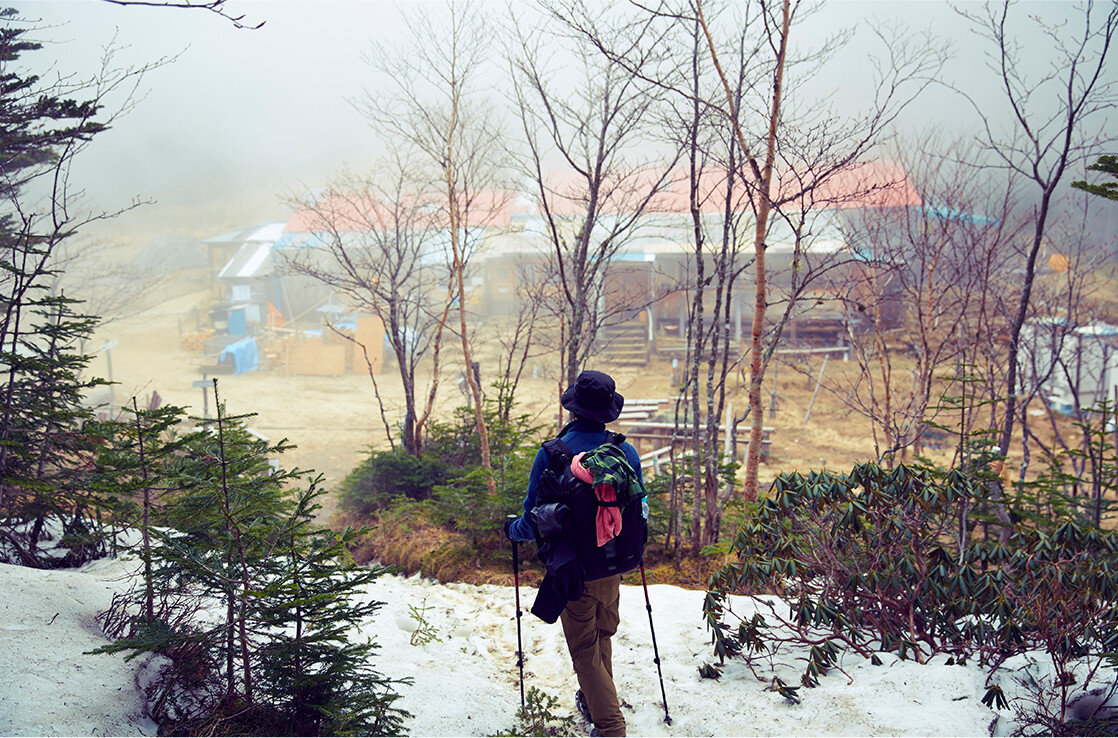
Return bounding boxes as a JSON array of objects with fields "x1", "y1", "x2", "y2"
[{"x1": 533, "y1": 431, "x2": 648, "y2": 582}]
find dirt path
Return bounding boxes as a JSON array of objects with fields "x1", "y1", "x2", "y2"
[
  {"x1": 90, "y1": 290, "x2": 400, "y2": 494},
  {"x1": 89, "y1": 287, "x2": 884, "y2": 519}
]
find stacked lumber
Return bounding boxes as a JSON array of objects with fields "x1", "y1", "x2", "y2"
[{"x1": 180, "y1": 329, "x2": 215, "y2": 352}]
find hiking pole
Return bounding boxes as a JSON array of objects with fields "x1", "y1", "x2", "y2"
[
  {"x1": 639, "y1": 562, "x2": 672, "y2": 725},
  {"x1": 508, "y1": 515, "x2": 526, "y2": 711}
]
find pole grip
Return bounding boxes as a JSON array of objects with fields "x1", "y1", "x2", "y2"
[{"x1": 507, "y1": 515, "x2": 520, "y2": 573}]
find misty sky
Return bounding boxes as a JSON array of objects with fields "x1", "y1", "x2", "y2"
[{"x1": 11, "y1": 1, "x2": 1112, "y2": 239}]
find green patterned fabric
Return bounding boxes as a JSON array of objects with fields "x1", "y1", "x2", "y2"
[{"x1": 580, "y1": 444, "x2": 645, "y2": 504}]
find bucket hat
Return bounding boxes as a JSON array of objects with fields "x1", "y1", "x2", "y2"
[{"x1": 561, "y1": 370, "x2": 625, "y2": 424}]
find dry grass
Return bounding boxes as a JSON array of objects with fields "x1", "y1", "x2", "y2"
[
  {"x1": 343, "y1": 509, "x2": 503, "y2": 585},
  {"x1": 324, "y1": 349, "x2": 1108, "y2": 586},
  {"x1": 340, "y1": 501, "x2": 728, "y2": 589}
]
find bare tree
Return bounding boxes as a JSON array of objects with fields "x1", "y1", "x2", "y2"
[
  {"x1": 1012, "y1": 193, "x2": 1118, "y2": 527},
  {"x1": 645, "y1": 12, "x2": 762, "y2": 555},
  {"x1": 99, "y1": 0, "x2": 264, "y2": 29},
  {"x1": 509, "y1": 5, "x2": 681, "y2": 388},
  {"x1": 833, "y1": 133, "x2": 1027, "y2": 464},
  {"x1": 692, "y1": 0, "x2": 790, "y2": 508},
  {"x1": 547, "y1": 1, "x2": 771, "y2": 550},
  {"x1": 547, "y1": 0, "x2": 943, "y2": 554},
  {"x1": 491, "y1": 263, "x2": 551, "y2": 427},
  {"x1": 279, "y1": 156, "x2": 445, "y2": 456},
  {"x1": 952, "y1": 0, "x2": 1118, "y2": 463},
  {"x1": 693, "y1": 0, "x2": 946, "y2": 501},
  {"x1": 357, "y1": 0, "x2": 508, "y2": 484}
]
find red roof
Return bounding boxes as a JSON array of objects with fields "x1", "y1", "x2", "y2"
[
  {"x1": 285, "y1": 189, "x2": 519, "y2": 233},
  {"x1": 626, "y1": 160, "x2": 919, "y2": 214},
  {"x1": 781, "y1": 161, "x2": 921, "y2": 210},
  {"x1": 285, "y1": 161, "x2": 919, "y2": 232}
]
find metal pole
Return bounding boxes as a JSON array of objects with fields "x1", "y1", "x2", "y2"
[
  {"x1": 639, "y1": 563, "x2": 672, "y2": 725},
  {"x1": 509, "y1": 515, "x2": 525, "y2": 710},
  {"x1": 803, "y1": 355, "x2": 829, "y2": 425},
  {"x1": 105, "y1": 348, "x2": 115, "y2": 403},
  {"x1": 769, "y1": 359, "x2": 779, "y2": 419}
]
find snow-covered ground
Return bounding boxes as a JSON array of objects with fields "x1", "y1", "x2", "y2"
[
  {"x1": 1, "y1": 557, "x2": 1023, "y2": 736},
  {"x1": 0, "y1": 559, "x2": 158, "y2": 737}
]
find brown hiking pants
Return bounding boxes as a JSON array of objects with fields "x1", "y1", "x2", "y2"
[{"x1": 560, "y1": 574, "x2": 626, "y2": 737}]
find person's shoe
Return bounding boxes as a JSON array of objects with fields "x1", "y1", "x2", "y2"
[
  {"x1": 588, "y1": 729, "x2": 601, "y2": 737},
  {"x1": 575, "y1": 690, "x2": 592, "y2": 724}
]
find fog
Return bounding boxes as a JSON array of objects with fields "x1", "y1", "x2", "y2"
[
  {"x1": 14, "y1": 0, "x2": 1101, "y2": 242},
  {"x1": 21, "y1": 1, "x2": 404, "y2": 228},
  {"x1": 3, "y1": 0, "x2": 1114, "y2": 495}
]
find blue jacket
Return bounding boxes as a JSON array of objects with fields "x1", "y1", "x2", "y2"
[{"x1": 507, "y1": 418, "x2": 644, "y2": 542}]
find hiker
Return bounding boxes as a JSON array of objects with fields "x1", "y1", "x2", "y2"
[{"x1": 503, "y1": 369, "x2": 645, "y2": 738}]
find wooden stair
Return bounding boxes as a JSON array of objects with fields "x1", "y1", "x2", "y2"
[{"x1": 598, "y1": 321, "x2": 649, "y2": 366}]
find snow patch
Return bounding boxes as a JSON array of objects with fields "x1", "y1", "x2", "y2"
[{"x1": 0, "y1": 558, "x2": 1036, "y2": 736}]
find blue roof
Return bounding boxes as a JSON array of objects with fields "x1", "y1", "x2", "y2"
[{"x1": 922, "y1": 205, "x2": 999, "y2": 226}]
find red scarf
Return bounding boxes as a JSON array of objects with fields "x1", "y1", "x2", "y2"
[{"x1": 571, "y1": 452, "x2": 624, "y2": 546}]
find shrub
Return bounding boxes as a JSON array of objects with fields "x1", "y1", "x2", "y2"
[
  {"x1": 640, "y1": 455, "x2": 741, "y2": 549},
  {"x1": 497, "y1": 687, "x2": 579, "y2": 737},
  {"x1": 704, "y1": 462, "x2": 1118, "y2": 727},
  {"x1": 642, "y1": 471, "x2": 673, "y2": 542},
  {"x1": 424, "y1": 393, "x2": 542, "y2": 546},
  {"x1": 430, "y1": 466, "x2": 525, "y2": 546},
  {"x1": 338, "y1": 447, "x2": 453, "y2": 516},
  {"x1": 705, "y1": 464, "x2": 977, "y2": 681}
]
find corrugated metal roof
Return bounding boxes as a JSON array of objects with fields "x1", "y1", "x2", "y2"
[
  {"x1": 474, "y1": 209, "x2": 850, "y2": 260},
  {"x1": 239, "y1": 243, "x2": 272, "y2": 278},
  {"x1": 204, "y1": 229, "x2": 244, "y2": 244},
  {"x1": 218, "y1": 242, "x2": 274, "y2": 280},
  {"x1": 204, "y1": 222, "x2": 286, "y2": 245},
  {"x1": 248, "y1": 223, "x2": 286, "y2": 241}
]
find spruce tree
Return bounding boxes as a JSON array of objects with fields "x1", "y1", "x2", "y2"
[
  {"x1": 98, "y1": 382, "x2": 410, "y2": 736},
  {"x1": 90, "y1": 399, "x2": 205, "y2": 618},
  {"x1": 254, "y1": 482, "x2": 411, "y2": 736},
  {"x1": 0, "y1": 8, "x2": 112, "y2": 566},
  {"x1": 1072, "y1": 155, "x2": 1118, "y2": 202},
  {"x1": 0, "y1": 294, "x2": 108, "y2": 566}
]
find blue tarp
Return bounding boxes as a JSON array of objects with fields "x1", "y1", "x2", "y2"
[{"x1": 219, "y1": 337, "x2": 259, "y2": 376}]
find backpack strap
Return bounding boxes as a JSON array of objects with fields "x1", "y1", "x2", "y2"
[
  {"x1": 545, "y1": 431, "x2": 626, "y2": 470},
  {"x1": 541, "y1": 437, "x2": 574, "y2": 474}
]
